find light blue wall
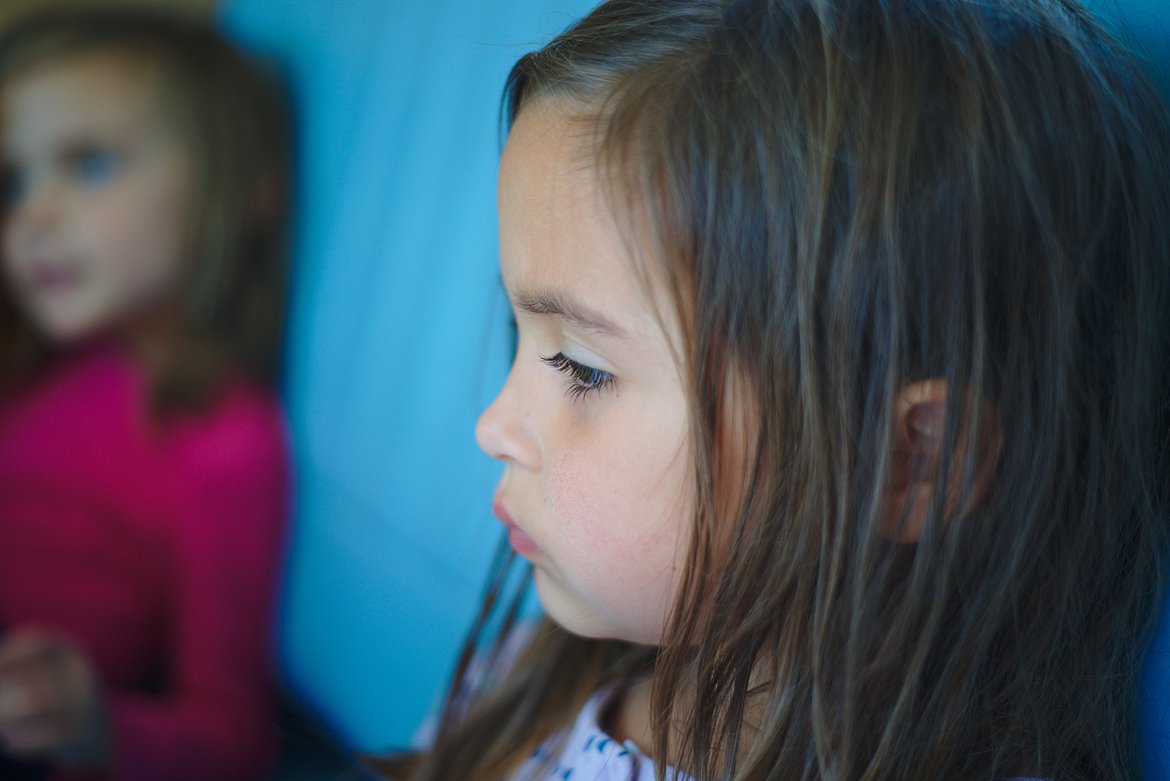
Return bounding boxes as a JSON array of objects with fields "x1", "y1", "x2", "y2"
[{"x1": 219, "y1": 0, "x2": 594, "y2": 752}]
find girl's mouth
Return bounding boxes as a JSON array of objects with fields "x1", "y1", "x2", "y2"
[
  {"x1": 26, "y1": 260, "x2": 82, "y2": 294},
  {"x1": 493, "y1": 497, "x2": 541, "y2": 558}
]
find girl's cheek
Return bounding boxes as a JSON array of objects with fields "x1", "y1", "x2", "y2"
[
  {"x1": 545, "y1": 448, "x2": 655, "y2": 605},
  {"x1": 546, "y1": 434, "x2": 682, "y2": 549},
  {"x1": 545, "y1": 448, "x2": 606, "y2": 540}
]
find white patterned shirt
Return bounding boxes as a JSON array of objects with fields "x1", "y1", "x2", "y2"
[{"x1": 507, "y1": 687, "x2": 681, "y2": 781}]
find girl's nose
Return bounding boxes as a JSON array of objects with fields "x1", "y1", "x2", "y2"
[{"x1": 475, "y1": 371, "x2": 541, "y2": 471}]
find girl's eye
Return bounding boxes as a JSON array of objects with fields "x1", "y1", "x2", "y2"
[
  {"x1": 69, "y1": 149, "x2": 122, "y2": 187},
  {"x1": 1, "y1": 168, "x2": 27, "y2": 207},
  {"x1": 541, "y1": 352, "x2": 615, "y2": 400}
]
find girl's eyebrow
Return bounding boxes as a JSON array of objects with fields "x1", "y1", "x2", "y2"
[
  {"x1": 513, "y1": 288, "x2": 628, "y2": 340},
  {"x1": 57, "y1": 138, "x2": 119, "y2": 159}
]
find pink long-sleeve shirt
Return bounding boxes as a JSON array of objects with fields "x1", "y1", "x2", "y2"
[{"x1": 0, "y1": 342, "x2": 289, "y2": 781}]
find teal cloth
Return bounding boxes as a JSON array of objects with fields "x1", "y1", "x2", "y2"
[{"x1": 219, "y1": 0, "x2": 593, "y2": 753}]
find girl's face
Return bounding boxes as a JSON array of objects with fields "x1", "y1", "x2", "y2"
[
  {"x1": 477, "y1": 100, "x2": 693, "y2": 646},
  {"x1": 1, "y1": 53, "x2": 192, "y2": 344}
]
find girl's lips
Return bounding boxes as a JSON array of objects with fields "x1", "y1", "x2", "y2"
[
  {"x1": 493, "y1": 497, "x2": 541, "y2": 558},
  {"x1": 27, "y1": 261, "x2": 81, "y2": 293}
]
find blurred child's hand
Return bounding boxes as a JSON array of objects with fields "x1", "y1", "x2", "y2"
[{"x1": 0, "y1": 628, "x2": 108, "y2": 771}]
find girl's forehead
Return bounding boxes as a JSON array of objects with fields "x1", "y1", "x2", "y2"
[
  {"x1": 500, "y1": 104, "x2": 605, "y2": 263},
  {"x1": 1, "y1": 53, "x2": 167, "y2": 149},
  {"x1": 499, "y1": 99, "x2": 685, "y2": 356},
  {"x1": 4, "y1": 49, "x2": 156, "y2": 98},
  {"x1": 500, "y1": 102, "x2": 640, "y2": 290},
  {"x1": 501, "y1": 101, "x2": 593, "y2": 202}
]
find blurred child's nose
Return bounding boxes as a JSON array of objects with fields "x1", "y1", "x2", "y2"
[{"x1": 475, "y1": 372, "x2": 540, "y2": 472}]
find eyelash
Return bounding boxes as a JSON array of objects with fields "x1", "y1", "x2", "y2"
[
  {"x1": 541, "y1": 352, "x2": 615, "y2": 400},
  {"x1": 1, "y1": 170, "x2": 25, "y2": 207}
]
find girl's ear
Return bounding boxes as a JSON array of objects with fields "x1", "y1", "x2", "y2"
[{"x1": 880, "y1": 379, "x2": 1002, "y2": 544}]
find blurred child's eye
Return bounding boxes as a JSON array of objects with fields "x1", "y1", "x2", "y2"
[
  {"x1": 68, "y1": 148, "x2": 122, "y2": 186},
  {"x1": 541, "y1": 352, "x2": 615, "y2": 400},
  {"x1": 1, "y1": 167, "x2": 27, "y2": 207}
]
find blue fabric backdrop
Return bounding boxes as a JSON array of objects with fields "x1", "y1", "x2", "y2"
[{"x1": 219, "y1": 0, "x2": 593, "y2": 752}]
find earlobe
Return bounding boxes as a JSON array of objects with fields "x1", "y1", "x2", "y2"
[{"x1": 880, "y1": 379, "x2": 1001, "y2": 544}]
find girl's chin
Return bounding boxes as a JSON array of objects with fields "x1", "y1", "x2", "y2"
[
  {"x1": 31, "y1": 318, "x2": 109, "y2": 347},
  {"x1": 533, "y1": 572, "x2": 664, "y2": 646}
]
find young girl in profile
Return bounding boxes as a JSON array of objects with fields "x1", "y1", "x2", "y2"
[
  {"x1": 0, "y1": 7, "x2": 290, "y2": 781},
  {"x1": 381, "y1": 0, "x2": 1170, "y2": 779}
]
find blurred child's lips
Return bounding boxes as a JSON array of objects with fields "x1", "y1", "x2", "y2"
[
  {"x1": 492, "y1": 496, "x2": 541, "y2": 558},
  {"x1": 26, "y1": 260, "x2": 81, "y2": 293}
]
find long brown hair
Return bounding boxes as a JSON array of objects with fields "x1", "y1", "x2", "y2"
[
  {"x1": 0, "y1": 4, "x2": 291, "y2": 409},
  {"x1": 388, "y1": 1, "x2": 1170, "y2": 778}
]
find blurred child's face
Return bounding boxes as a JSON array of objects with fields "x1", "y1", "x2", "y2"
[
  {"x1": 1, "y1": 53, "x2": 192, "y2": 344},
  {"x1": 478, "y1": 100, "x2": 693, "y2": 646}
]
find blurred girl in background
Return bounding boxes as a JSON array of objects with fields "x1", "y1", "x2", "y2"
[{"x1": 0, "y1": 7, "x2": 291, "y2": 780}]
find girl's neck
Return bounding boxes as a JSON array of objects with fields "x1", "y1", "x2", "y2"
[
  {"x1": 604, "y1": 664, "x2": 770, "y2": 770},
  {"x1": 605, "y1": 675, "x2": 655, "y2": 751},
  {"x1": 115, "y1": 306, "x2": 182, "y2": 368}
]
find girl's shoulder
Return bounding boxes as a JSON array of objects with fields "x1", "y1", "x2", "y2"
[
  {"x1": 162, "y1": 370, "x2": 286, "y2": 464},
  {"x1": 0, "y1": 339, "x2": 287, "y2": 489},
  {"x1": 1, "y1": 338, "x2": 131, "y2": 405},
  {"x1": 152, "y1": 368, "x2": 289, "y2": 507},
  {"x1": 512, "y1": 696, "x2": 1056, "y2": 781},
  {"x1": 0, "y1": 340, "x2": 142, "y2": 450}
]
